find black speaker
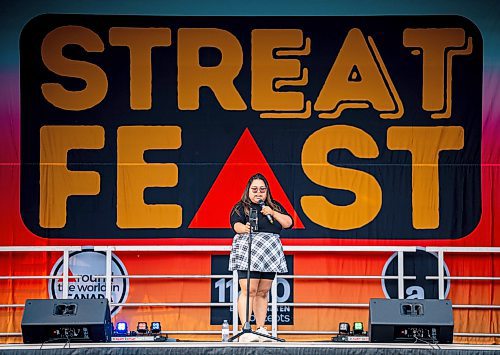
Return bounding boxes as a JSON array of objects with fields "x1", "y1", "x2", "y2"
[
  {"x1": 369, "y1": 298, "x2": 453, "y2": 343},
  {"x1": 21, "y1": 299, "x2": 112, "y2": 343}
]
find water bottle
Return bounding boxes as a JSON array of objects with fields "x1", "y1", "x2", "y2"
[{"x1": 221, "y1": 319, "x2": 229, "y2": 342}]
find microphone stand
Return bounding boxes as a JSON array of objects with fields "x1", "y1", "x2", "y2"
[{"x1": 229, "y1": 208, "x2": 284, "y2": 342}]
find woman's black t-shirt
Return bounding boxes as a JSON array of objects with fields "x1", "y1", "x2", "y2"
[{"x1": 230, "y1": 201, "x2": 293, "y2": 234}]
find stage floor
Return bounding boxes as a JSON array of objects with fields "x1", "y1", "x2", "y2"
[{"x1": 0, "y1": 342, "x2": 499, "y2": 354}]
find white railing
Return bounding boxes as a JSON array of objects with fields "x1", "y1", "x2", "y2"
[
  {"x1": 425, "y1": 247, "x2": 500, "y2": 300},
  {"x1": 0, "y1": 245, "x2": 498, "y2": 339}
]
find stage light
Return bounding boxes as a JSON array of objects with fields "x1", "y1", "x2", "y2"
[
  {"x1": 353, "y1": 322, "x2": 364, "y2": 335},
  {"x1": 338, "y1": 322, "x2": 350, "y2": 334},
  {"x1": 151, "y1": 322, "x2": 161, "y2": 334},
  {"x1": 115, "y1": 321, "x2": 128, "y2": 335},
  {"x1": 137, "y1": 322, "x2": 148, "y2": 334}
]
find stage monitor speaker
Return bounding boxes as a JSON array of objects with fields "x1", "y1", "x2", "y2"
[
  {"x1": 21, "y1": 299, "x2": 112, "y2": 343},
  {"x1": 369, "y1": 298, "x2": 453, "y2": 343}
]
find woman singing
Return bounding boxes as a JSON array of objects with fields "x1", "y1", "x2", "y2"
[{"x1": 229, "y1": 173, "x2": 293, "y2": 342}]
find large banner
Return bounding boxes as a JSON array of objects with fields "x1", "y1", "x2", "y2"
[
  {"x1": 19, "y1": 15, "x2": 482, "y2": 240},
  {"x1": 0, "y1": 10, "x2": 498, "y2": 343}
]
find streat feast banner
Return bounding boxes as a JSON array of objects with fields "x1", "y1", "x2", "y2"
[
  {"x1": 19, "y1": 15, "x2": 481, "y2": 240},
  {"x1": 0, "y1": 12, "x2": 498, "y2": 344}
]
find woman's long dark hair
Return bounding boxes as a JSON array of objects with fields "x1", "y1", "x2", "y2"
[{"x1": 232, "y1": 173, "x2": 282, "y2": 217}]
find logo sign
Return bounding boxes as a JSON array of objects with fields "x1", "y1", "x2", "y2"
[
  {"x1": 381, "y1": 249, "x2": 450, "y2": 299},
  {"x1": 210, "y1": 255, "x2": 294, "y2": 325},
  {"x1": 49, "y1": 251, "x2": 129, "y2": 316},
  {"x1": 20, "y1": 15, "x2": 481, "y2": 239}
]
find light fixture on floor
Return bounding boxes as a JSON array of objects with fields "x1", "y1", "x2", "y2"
[
  {"x1": 338, "y1": 322, "x2": 350, "y2": 334},
  {"x1": 353, "y1": 322, "x2": 364, "y2": 335},
  {"x1": 151, "y1": 322, "x2": 162, "y2": 334},
  {"x1": 115, "y1": 321, "x2": 128, "y2": 335},
  {"x1": 137, "y1": 322, "x2": 149, "y2": 334}
]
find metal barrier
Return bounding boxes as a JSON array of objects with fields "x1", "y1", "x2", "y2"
[
  {"x1": 0, "y1": 245, "x2": 498, "y2": 339},
  {"x1": 425, "y1": 247, "x2": 500, "y2": 300}
]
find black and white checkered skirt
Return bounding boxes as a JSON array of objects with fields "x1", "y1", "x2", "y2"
[{"x1": 229, "y1": 232, "x2": 288, "y2": 273}]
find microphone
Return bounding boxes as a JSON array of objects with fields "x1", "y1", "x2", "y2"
[{"x1": 258, "y1": 200, "x2": 274, "y2": 224}]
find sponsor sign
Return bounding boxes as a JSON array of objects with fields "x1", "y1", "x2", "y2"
[
  {"x1": 20, "y1": 15, "x2": 481, "y2": 239},
  {"x1": 381, "y1": 249, "x2": 450, "y2": 299},
  {"x1": 49, "y1": 250, "x2": 129, "y2": 316},
  {"x1": 210, "y1": 255, "x2": 294, "y2": 325}
]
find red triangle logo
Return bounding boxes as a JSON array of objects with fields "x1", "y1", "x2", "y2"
[{"x1": 189, "y1": 128, "x2": 304, "y2": 229}]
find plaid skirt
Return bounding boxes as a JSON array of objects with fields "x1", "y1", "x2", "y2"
[{"x1": 229, "y1": 232, "x2": 288, "y2": 273}]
